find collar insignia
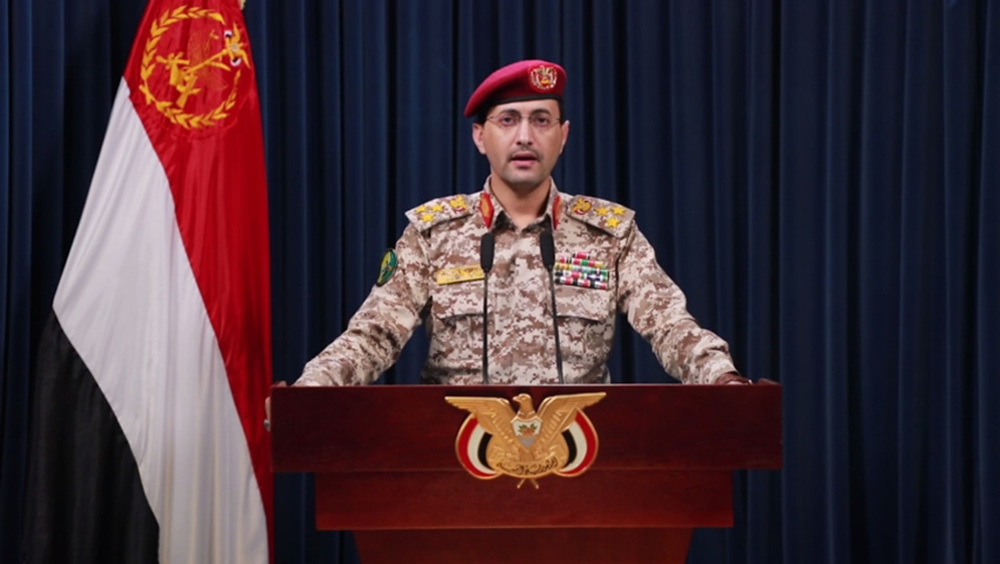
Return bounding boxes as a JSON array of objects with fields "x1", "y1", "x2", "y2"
[{"x1": 479, "y1": 192, "x2": 495, "y2": 229}]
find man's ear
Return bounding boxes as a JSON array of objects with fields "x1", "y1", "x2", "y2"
[{"x1": 472, "y1": 123, "x2": 487, "y2": 155}]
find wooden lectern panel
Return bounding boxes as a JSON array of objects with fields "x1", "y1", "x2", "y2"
[
  {"x1": 270, "y1": 383, "x2": 782, "y2": 563},
  {"x1": 271, "y1": 383, "x2": 782, "y2": 473},
  {"x1": 314, "y1": 469, "x2": 732, "y2": 530},
  {"x1": 353, "y1": 528, "x2": 694, "y2": 564}
]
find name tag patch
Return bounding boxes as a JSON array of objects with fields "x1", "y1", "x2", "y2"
[{"x1": 435, "y1": 265, "x2": 485, "y2": 285}]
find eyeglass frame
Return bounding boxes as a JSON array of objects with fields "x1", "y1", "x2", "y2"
[{"x1": 483, "y1": 109, "x2": 565, "y2": 131}]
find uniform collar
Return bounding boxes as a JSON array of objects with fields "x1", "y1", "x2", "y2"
[{"x1": 479, "y1": 177, "x2": 563, "y2": 231}]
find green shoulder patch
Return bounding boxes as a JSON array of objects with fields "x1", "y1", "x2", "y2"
[{"x1": 376, "y1": 248, "x2": 398, "y2": 286}]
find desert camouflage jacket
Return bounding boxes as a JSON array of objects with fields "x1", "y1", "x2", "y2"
[{"x1": 296, "y1": 180, "x2": 737, "y2": 386}]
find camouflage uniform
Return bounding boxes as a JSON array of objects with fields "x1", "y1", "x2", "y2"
[{"x1": 296, "y1": 181, "x2": 737, "y2": 386}]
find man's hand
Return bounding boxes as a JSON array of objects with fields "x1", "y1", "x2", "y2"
[
  {"x1": 713, "y1": 372, "x2": 752, "y2": 385},
  {"x1": 264, "y1": 381, "x2": 288, "y2": 431}
]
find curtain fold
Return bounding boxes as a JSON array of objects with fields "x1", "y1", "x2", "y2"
[{"x1": 3, "y1": 1, "x2": 998, "y2": 563}]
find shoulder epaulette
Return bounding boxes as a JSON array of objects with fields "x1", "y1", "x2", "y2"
[
  {"x1": 563, "y1": 195, "x2": 635, "y2": 238},
  {"x1": 405, "y1": 193, "x2": 475, "y2": 232}
]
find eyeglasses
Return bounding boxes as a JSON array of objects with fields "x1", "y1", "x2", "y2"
[{"x1": 485, "y1": 111, "x2": 563, "y2": 131}]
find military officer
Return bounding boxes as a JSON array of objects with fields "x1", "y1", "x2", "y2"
[{"x1": 284, "y1": 59, "x2": 748, "y2": 392}]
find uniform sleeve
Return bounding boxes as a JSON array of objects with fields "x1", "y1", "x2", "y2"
[
  {"x1": 616, "y1": 223, "x2": 738, "y2": 384},
  {"x1": 294, "y1": 224, "x2": 432, "y2": 386}
]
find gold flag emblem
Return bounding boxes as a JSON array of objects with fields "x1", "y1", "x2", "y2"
[
  {"x1": 446, "y1": 392, "x2": 606, "y2": 488},
  {"x1": 138, "y1": 5, "x2": 252, "y2": 132}
]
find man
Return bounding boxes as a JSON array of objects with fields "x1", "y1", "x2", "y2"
[{"x1": 281, "y1": 59, "x2": 747, "y2": 393}]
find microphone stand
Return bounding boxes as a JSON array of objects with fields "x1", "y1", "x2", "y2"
[
  {"x1": 480, "y1": 232, "x2": 495, "y2": 384},
  {"x1": 539, "y1": 229, "x2": 565, "y2": 384}
]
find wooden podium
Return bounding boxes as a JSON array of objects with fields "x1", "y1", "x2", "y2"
[{"x1": 270, "y1": 382, "x2": 781, "y2": 563}]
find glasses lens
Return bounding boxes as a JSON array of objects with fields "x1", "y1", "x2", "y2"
[{"x1": 489, "y1": 112, "x2": 558, "y2": 130}]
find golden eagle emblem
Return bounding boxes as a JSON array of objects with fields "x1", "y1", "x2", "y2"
[
  {"x1": 529, "y1": 64, "x2": 559, "y2": 92},
  {"x1": 445, "y1": 392, "x2": 606, "y2": 488}
]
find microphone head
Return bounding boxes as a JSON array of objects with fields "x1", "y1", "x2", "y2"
[
  {"x1": 480, "y1": 232, "x2": 495, "y2": 272},
  {"x1": 540, "y1": 229, "x2": 555, "y2": 271}
]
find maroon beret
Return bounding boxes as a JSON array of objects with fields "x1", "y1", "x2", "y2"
[{"x1": 463, "y1": 59, "x2": 567, "y2": 118}]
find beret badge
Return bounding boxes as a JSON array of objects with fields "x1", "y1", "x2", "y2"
[{"x1": 529, "y1": 65, "x2": 559, "y2": 92}]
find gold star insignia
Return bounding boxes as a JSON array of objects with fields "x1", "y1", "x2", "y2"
[
  {"x1": 416, "y1": 205, "x2": 427, "y2": 213},
  {"x1": 606, "y1": 217, "x2": 620, "y2": 228},
  {"x1": 432, "y1": 203, "x2": 445, "y2": 212},
  {"x1": 596, "y1": 206, "x2": 610, "y2": 216},
  {"x1": 612, "y1": 206, "x2": 626, "y2": 215},
  {"x1": 421, "y1": 212, "x2": 435, "y2": 223}
]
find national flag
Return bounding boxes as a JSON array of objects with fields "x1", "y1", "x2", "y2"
[{"x1": 22, "y1": 0, "x2": 272, "y2": 561}]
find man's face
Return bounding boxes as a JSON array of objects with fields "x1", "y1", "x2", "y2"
[{"x1": 472, "y1": 99, "x2": 570, "y2": 195}]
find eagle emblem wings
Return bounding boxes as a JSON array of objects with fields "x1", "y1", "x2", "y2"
[{"x1": 445, "y1": 392, "x2": 606, "y2": 487}]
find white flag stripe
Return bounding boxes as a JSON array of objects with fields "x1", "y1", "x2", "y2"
[
  {"x1": 53, "y1": 80, "x2": 267, "y2": 564},
  {"x1": 467, "y1": 426, "x2": 497, "y2": 476},
  {"x1": 559, "y1": 422, "x2": 589, "y2": 474}
]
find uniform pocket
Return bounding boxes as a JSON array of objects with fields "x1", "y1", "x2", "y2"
[
  {"x1": 553, "y1": 284, "x2": 610, "y2": 321},
  {"x1": 427, "y1": 282, "x2": 485, "y2": 371},
  {"x1": 552, "y1": 284, "x2": 614, "y2": 366},
  {"x1": 431, "y1": 281, "x2": 484, "y2": 319}
]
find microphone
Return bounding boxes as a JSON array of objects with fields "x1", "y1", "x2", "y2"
[
  {"x1": 539, "y1": 229, "x2": 565, "y2": 384},
  {"x1": 480, "y1": 231, "x2": 495, "y2": 384}
]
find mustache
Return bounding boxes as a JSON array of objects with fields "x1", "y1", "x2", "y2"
[{"x1": 507, "y1": 147, "x2": 541, "y2": 161}]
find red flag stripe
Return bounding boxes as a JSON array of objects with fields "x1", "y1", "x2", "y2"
[{"x1": 122, "y1": 1, "x2": 272, "y2": 549}]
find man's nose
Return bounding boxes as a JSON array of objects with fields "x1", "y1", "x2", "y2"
[{"x1": 515, "y1": 119, "x2": 534, "y2": 144}]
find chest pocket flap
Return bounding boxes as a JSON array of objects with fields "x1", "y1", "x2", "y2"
[
  {"x1": 431, "y1": 281, "x2": 483, "y2": 319},
  {"x1": 553, "y1": 283, "x2": 612, "y2": 322}
]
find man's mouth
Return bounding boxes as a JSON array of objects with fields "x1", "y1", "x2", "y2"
[{"x1": 510, "y1": 151, "x2": 539, "y2": 164}]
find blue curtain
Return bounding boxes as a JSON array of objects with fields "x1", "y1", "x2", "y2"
[{"x1": 3, "y1": 1, "x2": 998, "y2": 563}]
